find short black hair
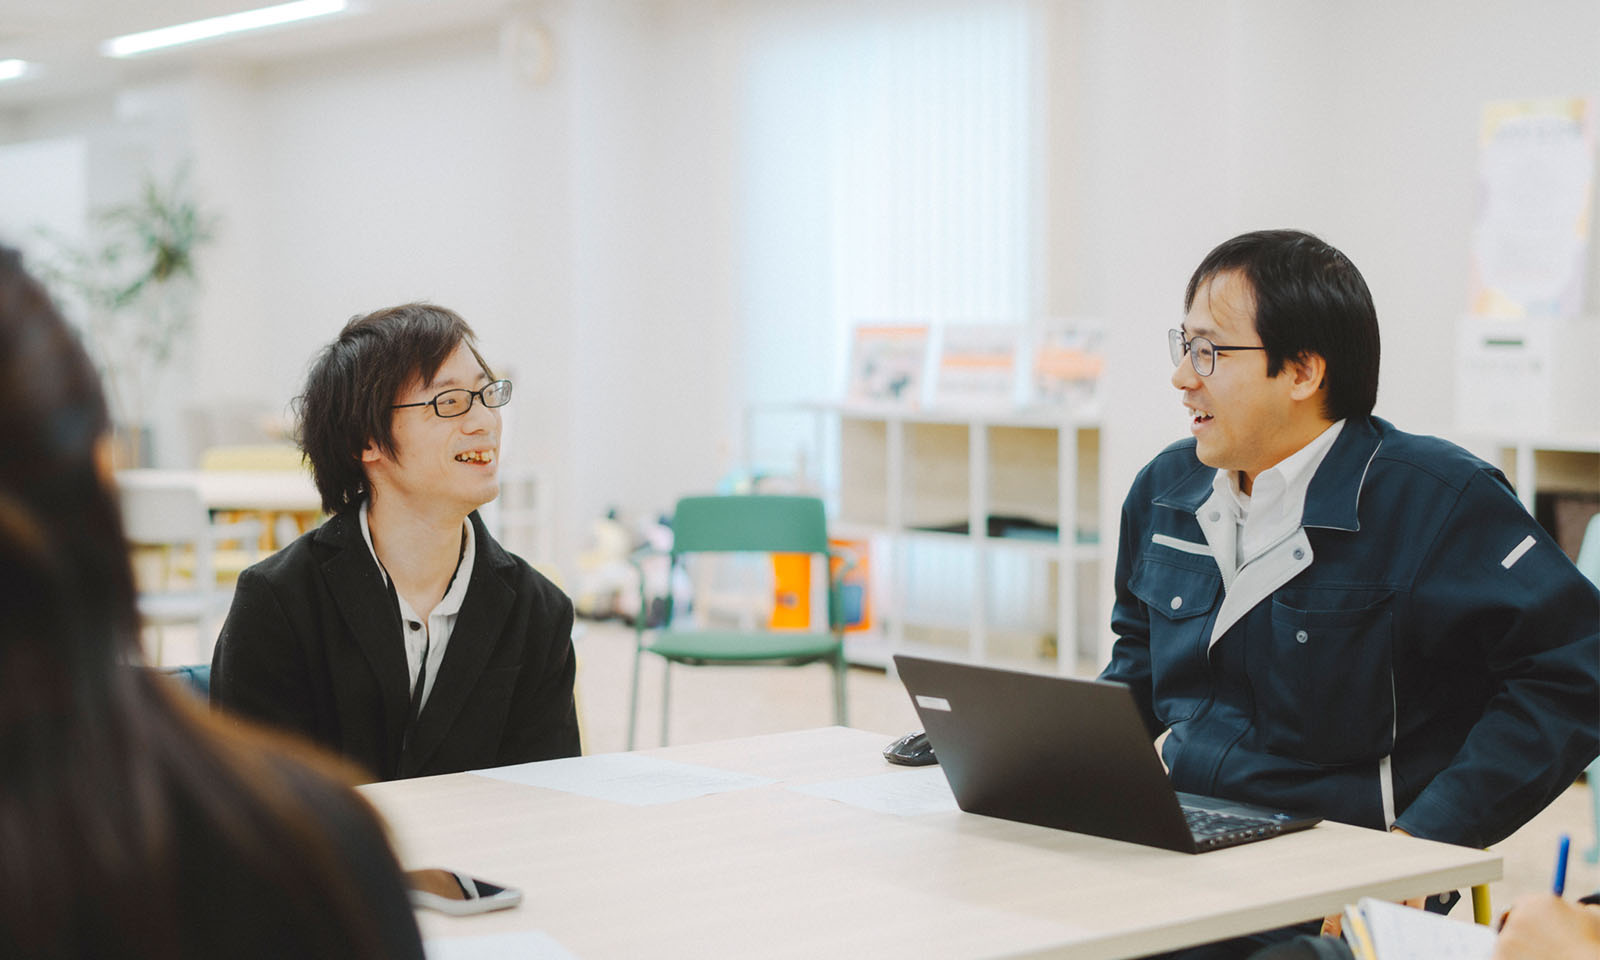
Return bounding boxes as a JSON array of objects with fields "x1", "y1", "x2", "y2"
[
  {"x1": 296, "y1": 303, "x2": 492, "y2": 514},
  {"x1": 1184, "y1": 230, "x2": 1380, "y2": 421}
]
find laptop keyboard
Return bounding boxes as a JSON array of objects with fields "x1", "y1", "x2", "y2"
[{"x1": 1182, "y1": 807, "x2": 1284, "y2": 851}]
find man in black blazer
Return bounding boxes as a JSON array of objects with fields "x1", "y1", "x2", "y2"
[{"x1": 211, "y1": 303, "x2": 580, "y2": 780}]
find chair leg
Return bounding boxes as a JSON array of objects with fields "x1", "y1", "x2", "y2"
[
  {"x1": 626, "y1": 646, "x2": 644, "y2": 751},
  {"x1": 833, "y1": 650, "x2": 848, "y2": 727},
  {"x1": 660, "y1": 660, "x2": 671, "y2": 747}
]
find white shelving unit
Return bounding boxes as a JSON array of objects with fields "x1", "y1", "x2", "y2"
[
  {"x1": 1479, "y1": 434, "x2": 1600, "y2": 511},
  {"x1": 1455, "y1": 433, "x2": 1600, "y2": 552},
  {"x1": 747, "y1": 402, "x2": 1104, "y2": 673}
]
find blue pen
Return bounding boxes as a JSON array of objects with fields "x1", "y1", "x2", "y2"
[{"x1": 1553, "y1": 833, "x2": 1570, "y2": 896}]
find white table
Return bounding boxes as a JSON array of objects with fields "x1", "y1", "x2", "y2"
[{"x1": 361, "y1": 727, "x2": 1500, "y2": 959}]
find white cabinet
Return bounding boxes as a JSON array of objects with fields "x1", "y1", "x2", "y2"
[{"x1": 750, "y1": 403, "x2": 1104, "y2": 673}]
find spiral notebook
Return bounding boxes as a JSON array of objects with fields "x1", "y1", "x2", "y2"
[{"x1": 1340, "y1": 897, "x2": 1495, "y2": 960}]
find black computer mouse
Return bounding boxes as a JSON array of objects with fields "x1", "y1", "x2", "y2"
[{"x1": 883, "y1": 730, "x2": 937, "y2": 766}]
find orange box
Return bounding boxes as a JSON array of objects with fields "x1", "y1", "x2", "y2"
[
  {"x1": 769, "y1": 538, "x2": 871, "y2": 632},
  {"x1": 770, "y1": 553, "x2": 811, "y2": 630}
]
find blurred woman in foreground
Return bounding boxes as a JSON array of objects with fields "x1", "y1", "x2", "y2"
[{"x1": 0, "y1": 243, "x2": 424, "y2": 959}]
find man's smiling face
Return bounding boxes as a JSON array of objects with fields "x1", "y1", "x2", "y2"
[
  {"x1": 1172, "y1": 270, "x2": 1305, "y2": 491},
  {"x1": 365, "y1": 342, "x2": 501, "y2": 515}
]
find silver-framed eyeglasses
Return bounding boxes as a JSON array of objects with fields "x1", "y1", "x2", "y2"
[
  {"x1": 1168, "y1": 329, "x2": 1268, "y2": 377},
  {"x1": 391, "y1": 379, "x2": 513, "y2": 418}
]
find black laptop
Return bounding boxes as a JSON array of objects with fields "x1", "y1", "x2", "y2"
[{"x1": 893, "y1": 654, "x2": 1321, "y2": 854}]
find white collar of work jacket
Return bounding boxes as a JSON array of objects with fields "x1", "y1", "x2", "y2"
[
  {"x1": 1196, "y1": 420, "x2": 1345, "y2": 647},
  {"x1": 1215, "y1": 420, "x2": 1345, "y2": 568}
]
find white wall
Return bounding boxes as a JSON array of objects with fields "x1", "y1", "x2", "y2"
[
  {"x1": 1, "y1": 0, "x2": 1596, "y2": 585},
  {"x1": 565, "y1": 1, "x2": 742, "y2": 536}
]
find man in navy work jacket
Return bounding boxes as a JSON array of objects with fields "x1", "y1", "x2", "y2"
[
  {"x1": 211, "y1": 303, "x2": 581, "y2": 780},
  {"x1": 1101, "y1": 230, "x2": 1599, "y2": 959}
]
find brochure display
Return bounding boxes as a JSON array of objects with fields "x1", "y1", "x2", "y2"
[
  {"x1": 931, "y1": 324, "x2": 1020, "y2": 409},
  {"x1": 1030, "y1": 318, "x2": 1105, "y2": 414},
  {"x1": 846, "y1": 323, "x2": 929, "y2": 406}
]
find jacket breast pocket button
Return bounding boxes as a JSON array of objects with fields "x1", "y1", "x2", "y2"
[
  {"x1": 1295, "y1": 629, "x2": 1309, "y2": 644},
  {"x1": 1170, "y1": 596, "x2": 1183, "y2": 610},
  {"x1": 1292, "y1": 548, "x2": 1305, "y2": 561}
]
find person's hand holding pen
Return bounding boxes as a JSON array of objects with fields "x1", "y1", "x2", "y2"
[
  {"x1": 1491, "y1": 834, "x2": 1600, "y2": 960},
  {"x1": 1493, "y1": 893, "x2": 1600, "y2": 960}
]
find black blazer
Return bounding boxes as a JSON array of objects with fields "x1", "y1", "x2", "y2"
[{"x1": 211, "y1": 509, "x2": 581, "y2": 780}]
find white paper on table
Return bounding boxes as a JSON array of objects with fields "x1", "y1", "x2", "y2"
[
  {"x1": 472, "y1": 753, "x2": 775, "y2": 805},
  {"x1": 788, "y1": 766, "x2": 959, "y2": 816},
  {"x1": 425, "y1": 931, "x2": 578, "y2": 960}
]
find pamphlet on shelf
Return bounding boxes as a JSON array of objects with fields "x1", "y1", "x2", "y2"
[
  {"x1": 1029, "y1": 317, "x2": 1104, "y2": 413},
  {"x1": 846, "y1": 322, "x2": 930, "y2": 406},
  {"x1": 932, "y1": 323, "x2": 1021, "y2": 409}
]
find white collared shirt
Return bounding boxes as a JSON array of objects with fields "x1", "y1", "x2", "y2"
[
  {"x1": 1214, "y1": 419, "x2": 1345, "y2": 572},
  {"x1": 358, "y1": 500, "x2": 476, "y2": 713}
]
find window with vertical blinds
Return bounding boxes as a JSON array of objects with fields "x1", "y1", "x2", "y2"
[{"x1": 741, "y1": 1, "x2": 1041, "y2": 406}]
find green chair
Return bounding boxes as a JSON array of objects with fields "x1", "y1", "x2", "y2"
[{"x1": 627, "y1": 495, "x2": 850, "y2": 749}]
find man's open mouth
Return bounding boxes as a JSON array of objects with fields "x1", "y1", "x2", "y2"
[{"x1": 454, "y1": 450, "x2": 495, "y2": 464}]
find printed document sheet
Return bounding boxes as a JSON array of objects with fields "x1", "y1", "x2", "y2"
[
  {"x1": 473, "y1": 753, "x2": 774, "y2": 805},
  {"x1": 789, "y1": 766, "x2": 959, "y2": 816}
]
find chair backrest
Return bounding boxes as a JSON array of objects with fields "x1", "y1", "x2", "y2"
[
  {"x1": 116, "y1": 475, "x2": 215, "y2": 586},
  {"x1": 670, "y1": 495, "x2": 830, "y2": 555},
  {"x1": 118, "y1": 477, "x2": 211, "y2": 545}
]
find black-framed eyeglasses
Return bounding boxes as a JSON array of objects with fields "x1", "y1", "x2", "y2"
[
  {"x1": 1168, "y1": 329, "x2": 1268, "y2": 377},
  {"x1": 391, "y1": 379, "x2": 513, "y2": 418}
]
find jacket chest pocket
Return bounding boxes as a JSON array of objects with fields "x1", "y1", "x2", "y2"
[
  {"x1": 1130, "y1": 559, "x2": 1222, "y2": 727},
  {"x1": 1259, "y1": 595, "x2": 1395, "y2": 765}
]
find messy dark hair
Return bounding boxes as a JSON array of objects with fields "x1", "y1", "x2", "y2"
[{"x1": 296, "y1": 303, "x2": 492, "y2": 514}]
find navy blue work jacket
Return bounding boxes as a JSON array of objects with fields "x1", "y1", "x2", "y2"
[{"x1": 1101, "y1": 416, "x2": 1598, "y2": 849}]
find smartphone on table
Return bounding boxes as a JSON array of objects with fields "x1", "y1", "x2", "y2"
[{"x1": 406, "y1": 868, "x2": 523, "y2": 915}]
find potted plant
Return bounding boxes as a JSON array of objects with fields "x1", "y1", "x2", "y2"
[{"x1": 35, "y1": 165, "x2": 218, "y2": 466}]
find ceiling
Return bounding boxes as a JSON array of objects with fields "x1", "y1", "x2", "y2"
[{"x1": 0, "y1": 0, "x2": 519, "y2": 108}]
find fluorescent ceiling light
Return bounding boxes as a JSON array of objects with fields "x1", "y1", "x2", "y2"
[
  {"x1": 0, "y1": 59, "x2": 28, "y2": 82},
  {"x1": 101, "y1": 0, "x2": 349, "y2": 58}
]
